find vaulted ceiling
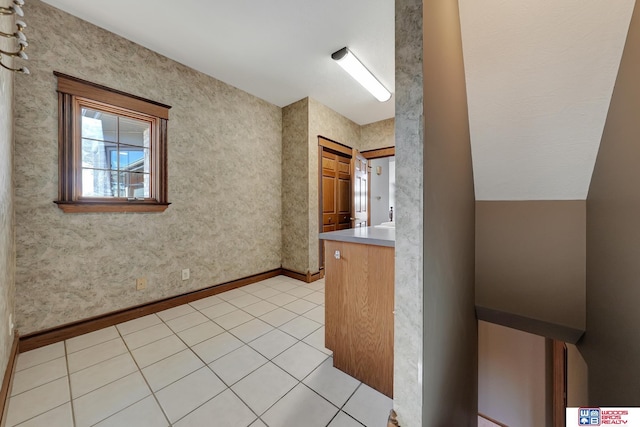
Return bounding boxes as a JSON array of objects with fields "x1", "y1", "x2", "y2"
[
  {"x1": 459, "y1": 0, "x2": 636, "y2": 199},
  {"x1": 41, "y1": 0, "x2": 636, "y2": 200}
]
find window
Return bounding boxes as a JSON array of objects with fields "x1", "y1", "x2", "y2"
[{"x1": 54, "y1": 72, "x2": 171, "y2": 213}]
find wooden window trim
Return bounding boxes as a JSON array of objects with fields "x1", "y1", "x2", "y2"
[{"x1": 53, "y1": 72, "x2": 171, "y2": 213}]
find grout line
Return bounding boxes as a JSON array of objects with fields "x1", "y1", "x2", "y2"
[
  {"x1": 156, "y1": 307, "x2": 199, "y2": 324},
  {"x1": 181, "y1": 281, "x2": 328, "y2": 423},
  {"x1": 152, "y1": 313, "x2": 250, "y2": 425},
  {"x1": 172, "y1": 274, "x2": 324, "y2": 423},
  {"x1": 246, "y1": 362, "x2": 301, "y2": 418},
  {"x1": 123, "y1": 327, "x2": 175, "y2": 349},
  {"x1": 115, "y1": 314, "x2": 163, "y2": 337},
  {"x1": 220, "y1": 276, "x2": 330, "y2": 423},
  {"x1": 6, "y1": 401, "x2": 72, "y2": 427},
  {"x1": 8, "y1": 356, "x2": 67, "y2": 399},
  {"x1": 66, "y1": 354, "x2": 139, "y2": 401},
  {"x1": 66, "y1": 337, "x2": 128, "y2": 374},
  {"x1": 174, "y1": 323, "x2": 226, "y2": 348},
  {"x1": 115, "y1": 321, "x2": 172, "y2": 427},
  {"x1": 86, "y1": 394, "x2": 152, "y2": 427},
  {"x1": 69, "y1": 355, "x2": 157, "y2": 423},
  {"x1": 187, "y1": 295, "x2": 226, "y2": 311},
  {"x1": 325, "y1": 410, "x2": 367, "y2": 427},
  {"x1": 12, "y1": 277, "x2": 329, "y2": 427},
  {"x1": 64, "y1": 327, "x2": 121, "y2": 355},
  {"x1": 12, "y1": 345, "x2": 65, "y2": 374},
  {"x1": 64, "y1": 340, "x2": 77, "y2": 427},
  {"x1": 163, "y1": 313, "x2": 210, "y2": 335},
  {"x1": 257, "y1": 296, "x2": 363, "y2": 426}
]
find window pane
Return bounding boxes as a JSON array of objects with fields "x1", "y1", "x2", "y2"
[
  {"x1": 109, "y1": 170, "x2": 123, "y2": 197},
  {"x1": 119, "y1": 116, "x2": 151, "y2": 147},
  {"x1": 82, "y1": 168, "x2": 114, "y2": 197},
  {"x1": 81, "y1": 108, "x2": 117, "y2": 142},
  {"x1": 119, "y1": 172, "x2": 150, "y2": 198},
  {"x1": 82, "y1": 139, "x2": 116, "y2": 169},
  {"x1": 119, "y1": 147, "x2": 148, "y2": 172}
]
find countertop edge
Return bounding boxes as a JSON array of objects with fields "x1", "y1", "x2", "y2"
[{"x1": 319, "y1": 227, "x2": 395, "y2": 248}]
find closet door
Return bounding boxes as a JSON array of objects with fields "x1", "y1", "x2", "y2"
[{"x1": 321, "y1": 149, "x2": 352, "y2": 232}]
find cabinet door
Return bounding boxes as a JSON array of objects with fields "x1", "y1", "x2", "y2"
[{"x1": 324, "y1": 240, "x2": 394, "y2": 398}]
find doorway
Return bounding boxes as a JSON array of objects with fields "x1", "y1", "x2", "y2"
[
  {"x1": 362, "y1": 147, "x2": 396, "y2": 227},
  {"x1": 478, "y1": 321, "x2": 578, "y2": 427},
  {"x1": 353, "y1": 151, "x2": 369, "y2": 228},
  {"x1": 318, "y1": 137, "x2": 353, "y2": 270},
  {"x1": 369, "y1": 156, "x2": 395, "y2": 226},
  {"x1": 318, "y1": 140, "x2": 395, "y2": 269}
]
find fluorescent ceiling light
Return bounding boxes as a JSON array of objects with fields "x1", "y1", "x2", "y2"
[{"x1": 332, "y1": 47, "x2": 391, "y2": 102}]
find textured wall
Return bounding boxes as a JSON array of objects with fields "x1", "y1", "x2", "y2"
[
  {"x1": 360, "y1": 118, "x2": 395, "y2": 151},
  {"x1": 0, "y1": 13, "x2": 16, "y2": 383},
  {"x1": 394, "y1": 0, "x2": 425, "y2": 425},
  {"x1": 281, "y1": 99, "x2": 309, "y2": 273},
  {"x1": 14, "y1": 0, "x2": 282, "y2": 334},
  {"x1": 282, "y1": 97, "x2": 391, "y2": 275},
  {"x1": 581, "y1": 0, "x2": 640, "y2": 405},
  {"x1": 308, "y1": 98, "x2": 361, "y2": 273}
]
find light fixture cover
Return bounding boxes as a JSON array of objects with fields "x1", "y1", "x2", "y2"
[{"x1": 332, "y1": 47, "x2": 391, "y2": 102}]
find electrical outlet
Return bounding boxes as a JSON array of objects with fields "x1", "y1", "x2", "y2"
[
  {"x1": 136, "y1": 277, "x2": 147, "y2": 291},
  {"x1": 181, "y1": 269, "x2": 190, "y2": 281}
]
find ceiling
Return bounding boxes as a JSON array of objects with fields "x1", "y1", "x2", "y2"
[
  {"x1": 459, "y1": 0, "x2": 636, "y2": 200},
  {"x1": 40, "y1": 0, "x2": 395, "y2": 126},
  {"x1": 41, "y1": 0, "x2": 636, "y2": 200}
]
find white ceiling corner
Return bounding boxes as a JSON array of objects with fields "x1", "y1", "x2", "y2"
[
  {"x1": 459, "y1": 0, "x2": 636, "y2": 200},
  {"x1": 39, "y1": 0, "x2": 637, "y2": 200},
  {"x1": 40, "y1": 0, "x2": 395, "y2": 126}
]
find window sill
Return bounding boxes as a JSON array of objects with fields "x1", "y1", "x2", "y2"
[{"x1": 54, "y1": 201, "x2": 171, "y2": 213}]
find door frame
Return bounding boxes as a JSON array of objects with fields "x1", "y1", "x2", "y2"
[
  {"x1": 318, "y1": 142, "x2": 397, "y2": 268},
  {"x1": 352, "y1": 149, "x2": 371, "y2": 228},
  {"x1": 552, "y1": 340, "x2": 567, "y2": 427},
  {"x1": 318, "y1": 136, "x2": 353, "y2": 270},
  {"x1": 361, "y1": 146, "x2": 395, "y2": 226},
  {"x1": 361, "y1": 146, "x2": 395, "y2": 160}
]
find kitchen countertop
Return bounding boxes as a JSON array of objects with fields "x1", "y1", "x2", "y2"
[{"x1": 319, "y1": 226, "x2": 395, "y2": 247}]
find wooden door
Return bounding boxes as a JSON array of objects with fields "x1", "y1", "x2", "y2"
[
  {"x1": 321, "y1": 149, "x2": 352, "y2": 232},
  {"x1": 352, "y1": 151, "x2": 369, "y2": 228}
]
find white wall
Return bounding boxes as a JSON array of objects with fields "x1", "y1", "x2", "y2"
[
  {"x1": 370, "y1": 157, "x2": 390, "y2": 225},
  {"x1": 389, "y1": 156, "x2": 395, "y2": 215},
  {"x1": 478, "y1": 321, "x2": 547, "y2": 427}
]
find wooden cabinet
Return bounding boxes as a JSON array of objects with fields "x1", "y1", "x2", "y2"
[{"x1": 324, "y1": 239, "x2": 394, "y2": 398}]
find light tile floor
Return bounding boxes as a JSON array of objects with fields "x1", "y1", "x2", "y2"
[{"x1": 6, "y1": 276, "x2": 393, "y2": 427}]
